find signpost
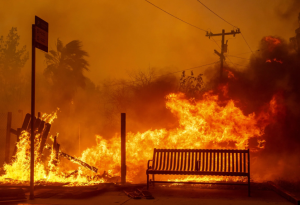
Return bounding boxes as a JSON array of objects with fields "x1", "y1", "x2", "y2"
[{"x1": 30, "y1": 16, "x2": 48, "y2": 200}]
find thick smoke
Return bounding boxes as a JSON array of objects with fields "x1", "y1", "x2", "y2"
[{"x1": 206, "y1": 35, "x2": 300, "y2": 181}]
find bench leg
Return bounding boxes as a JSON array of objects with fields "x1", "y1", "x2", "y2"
[
  {"x1": 248, "y1": 176, "x2": 251, "y2": 197},
  {"x1": 152, "y1": 174, "x2": 155, "y2": 187},
  {"x1": 147, "y1": 173, "x2": 149, "y2": 190}
]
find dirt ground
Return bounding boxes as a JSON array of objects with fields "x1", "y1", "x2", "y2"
[{"x1": 3, "y1": 185, "x2": 295, "y2": 205}]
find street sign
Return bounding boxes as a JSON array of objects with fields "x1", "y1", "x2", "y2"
[{"x1": 34, "y1": 16, "x2": 48, "y2": 52}]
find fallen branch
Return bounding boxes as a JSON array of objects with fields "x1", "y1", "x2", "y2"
[{"x1": 45, "y1": 144, "x2": 98, "y2": 173}]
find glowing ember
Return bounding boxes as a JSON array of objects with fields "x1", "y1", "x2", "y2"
[
  {"x1": 264, "y1": 36, "x2": 281, "y2": 52},
  {"x1": 225, "y1": 69, "x2": 236, "y2": 79},
  {"x1": 266, "y1": 58, "x2": 283, "y2": 64}
]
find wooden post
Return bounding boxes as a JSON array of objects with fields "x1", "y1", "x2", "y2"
[
  {"x1": 5, "y1": 112, "x2": 12, "y2": 164},
  {"x1": 121, "y1": 113, "x2": 126, "y2": 184},
  {"x1": 220, "y1": 29, "x2": 225, "y2": 80},
  {"x1": 78, "y1": 124, "x2": 81, "y2": 155}
]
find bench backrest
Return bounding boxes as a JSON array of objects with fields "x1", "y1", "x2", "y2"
[{"x1": 152, "y1": 149, "x2": 249, "y2": 174}]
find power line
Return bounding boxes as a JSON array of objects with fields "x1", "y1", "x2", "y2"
[
  {"x1": 164, "y1": 61, "x2": 219, "y2": 75},
  {"x1": 145, "y1": 0, "x2": 207, "y2": 32},
  {"x1": 240, "y1": 32, "x2": 254, "y2": 54},
  {"x1": 226, "y1": 55, "x2": 250, "y2": 60},
  {"x1": 103, "y1": 61, "x2": 219, "y2": 87},
  {"x1": 196, "y1": 0, "x2": 238, "y2": 28},
  {"x1": 196, "y1": 0, "x2": 256, "y2": 55},
  {"x1": 231, "y1": 50, "x2": 261, "y2": 56}
]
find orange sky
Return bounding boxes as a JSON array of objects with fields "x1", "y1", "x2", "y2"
[{"x1": 0, "y1": 0, "x2": 299, "y2": 84}]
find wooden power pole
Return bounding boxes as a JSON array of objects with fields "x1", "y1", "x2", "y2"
[{"x1": 206, "y1": 29, "x2": 241, "y2": 80}]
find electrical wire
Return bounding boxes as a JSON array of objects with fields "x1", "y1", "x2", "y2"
[
  {"x1": 145, "y1": 0, "x2": 208, "y2": 32},
  {"x1": 240, "y1": 32, "x2": 254, "y2": 54},
  {"x1": 196, "y1": 0, "x2": 256, "y2": 55},
  {"x1": 226, "y1": 55, "x2": 250, "y2": 60},
  {"x1": 196, "y1": 0, "x2": 238, "y2": 28}
]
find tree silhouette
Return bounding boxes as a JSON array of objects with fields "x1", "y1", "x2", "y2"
[
  {"x1": 0, "y1": 27, "x2": 29, "y2": 110},
  {"x1": 179, "y1": 71, "x2": 203, "y2": 96},
  {"x1": 44, "y1": 39, "x2": 89, "y2": 105}
]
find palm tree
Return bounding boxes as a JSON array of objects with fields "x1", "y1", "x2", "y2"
[{"x1": 44, "y1": 39, "x2": 89, "y2": 104}]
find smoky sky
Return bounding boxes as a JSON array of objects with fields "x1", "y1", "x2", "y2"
[{"x1": 0, "y1": 0, "x2": 298, "y2": 84}]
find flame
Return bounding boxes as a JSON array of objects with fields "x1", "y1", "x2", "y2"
[
  {"x1": 264, "y1": 36, "x2": 281, "y2": 52},
  {"x1": 80, "y1": 91, "x2": 274, "y2": 183},
  {"x1": 41, "y1": 109, "x2": 59, "y2": 124},
  {"x1": 0, "y1": 90, "x2": 278, "y2": 185},
  {"x1": 225, "y1": 69, "x2": 236, "y2": 79},
  {"x1": 266, "y1": 58, "x2": 283, "y2": 64}
]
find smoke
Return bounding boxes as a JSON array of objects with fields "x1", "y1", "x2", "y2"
[
  {"x1": 206, "y1": 34, "x2": 300, "y2": 181},
  {"x1": 276, "y1": 0, "x2": 300, "y2": 20}
]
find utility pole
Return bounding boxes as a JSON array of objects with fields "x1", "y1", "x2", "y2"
[{"x1": 206, "y1": 29, "x2": 241, "y2": 80}]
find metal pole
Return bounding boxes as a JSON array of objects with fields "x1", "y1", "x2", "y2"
[
  {"x1": 79, "y1": 124, "x2": 80, "y2": 155},
  {"x1": 5, "y1": 112, "x2": 12, "y2": 164},
  {"x1": 30, "y1": 24, "x2": 35, "y2": 200},
  {"x1": 220, "y1": 29, "x2": 225, "y2": 80},
  {"x1": 121, "y1": 113, "x2": 126, "y2": 184}
]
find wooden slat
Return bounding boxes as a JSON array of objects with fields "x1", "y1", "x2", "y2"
[
  {"x1": 229, "y1": 153, "x2": 231, "y2": 172},
  {"x1": 158, "y1": 151, "x2": 163, "y2": 170},
  {"x1": 205, "y1": 152, "x2": 208, "y2": 171},
  {"x1": 236, "y1": 153, "x2": 238, "y2": 172},
  {"x1": 224, "y1": 152, "x2": 227, "y2": 172},
  {"x1": 180, "y1": 152, "x2": 184, "y2": 171},
  {"x1": 183, "y1": 151, "x2": 186, "y2": 171},
  {"x1": 21, "y1": 113, "x2": 31, "y2": 131},
  {"x1": 221, "y1": 153, "x2": 223, "y2": 172},
  {"x1": 37, "y1": 121, "x2": 45, "y2": 134},
  {"x1": 155, "y1": 151, "x2": 159, "y2": 170},
  {"x1": 34, "y1": 118, "x2": 41, "y2": 132},
  {"x1": 166, "y1": 152, "x2": 169, "y2": 171},
  {"x1": 213, "y1": 152, "x2": 215, "y2": 171},
  {"x1": 170, "y1": 151, "x2": 174, "y2": 171},
  {"x1": 210, "y1": 152, "x2": 213, "y2": 171},
  {"x1": 162, "y1": 151, "x2": 166, "y2": 170},
  {"x1": 187, "y1": 151, "x2": 190, "y2": 171},
  {"x1": 239, "y1": 153, "x2": 242, "y2": 173},
  {"x1": 243, "y1": 153, "x2": 246, "y2": 173},
  {"x1": 191, "y1": 151, "x2": 194, "y2": 171},
  {"x1": 216, "y1": 152, "x2": 219, "y2": 172},
  {"x1": 176, "y1": 152, "x2": 180, "y2": 171},
  {"x1": 198, "y1": 152, "x2": 201, "y2": 171},
  {"x1": 38, "y1": 123, "x2": 51, "y2": 155}
]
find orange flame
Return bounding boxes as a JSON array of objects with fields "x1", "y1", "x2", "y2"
[
  {"x1": 0, "y1": 91, "x2": 278, "y2": 185},
  {"x1": 264, "y1": 36, "x2": 281, "y2": 52},
  {"x1": 266, "y1": 58, "x2": 283, "y2": 64}
]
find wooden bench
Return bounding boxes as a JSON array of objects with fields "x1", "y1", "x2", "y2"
[{"x1": 146, "y1": 148, "x2": 251, "y2": 196}]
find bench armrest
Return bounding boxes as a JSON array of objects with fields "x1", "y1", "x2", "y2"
[{"x1": 148, "y1": 160, "x2": 153, "y2": 169}]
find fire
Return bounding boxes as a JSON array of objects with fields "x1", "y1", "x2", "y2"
[
  {"x1": 0, "y1": 90, "x2": 277, "y2": 185},
  {"x1": 266, "y1": 58, "x2": 283, "y2": 64},
  {"x1": 264, "y1": 36, "x2": 281, "y2": 52},
  {"x1": 80, "y1": 91, "x2": 274, "y2": 183}
]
